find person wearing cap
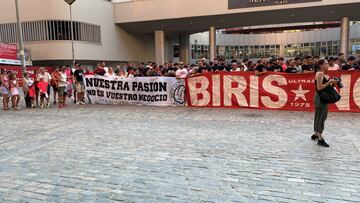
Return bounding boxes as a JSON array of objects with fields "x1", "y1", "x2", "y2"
[
  {"x1": 341, "y1": 56, "x2": 356, "y2": 70},
  {"x1": 328, "y1": 57, "x2": 340, "y2": 71}
]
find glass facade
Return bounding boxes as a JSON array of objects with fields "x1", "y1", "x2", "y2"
[
  {"x1": 285, "y1": 41, "x2": 339, "y2": 57},
  {"x1": 285, "y1": 38, "x2": 360, "y2": 57},
  {"x1": 350, "y1": 38, "x2": 360, "y2": 55},
  {"x1": 191, "y1": 44, "x2": 280, "y2": 60},
  {"x1": 191, "y1": 44, "x2": 209, "y2": 59},
  {"x1": 190, "y1": 38, "x2": 360, "y2": 60}
]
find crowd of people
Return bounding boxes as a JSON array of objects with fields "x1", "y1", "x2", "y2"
[
  {"x1": 92, "y1": 53, "x2": 359, "y2": 79},
  {"x1": 1, "y1": 53, "x2": 360, "y2": 110},
  {"x1": 1, "y1": 65, "x2": 78, "y2": 110}
]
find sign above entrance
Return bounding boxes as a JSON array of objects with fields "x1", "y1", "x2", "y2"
[{"x1": 229, "y1": 0, "x2": 322, "y2": 9}]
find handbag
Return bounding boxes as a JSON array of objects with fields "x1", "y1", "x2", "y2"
[{"x1": 318, "y1": 86, "x2": 341, "y2": 104}]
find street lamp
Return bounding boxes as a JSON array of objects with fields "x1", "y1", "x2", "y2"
[
  {"x1": 15, "y1": 0, "x2": 26, "y2": 73},
  {"x1": 64, "y1": 0, "x2": 76, "y2": 67}
]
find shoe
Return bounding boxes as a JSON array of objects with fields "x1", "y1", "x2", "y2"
[
  {"x1": 15, "y1": 106, "x2": 20, "y2": 110},
  {"x1": 318, "y1": 139, "x2": 330, "y2": 148},
  {"x1": 311, "y1": 134, "x2": 319, "y2": 140},
  {"x1": 41, "y1": 104, "x2": 44, "y2": 108},
  {"x1": 76, "y1": 102, "x2": 80, "y2": 105},
  {"x1": 47, "y1": 103, "x2": 51, "y2": 108},
  {"x1": 74, "y1": 100, "x2": 77, "y2": 104},
  {"x1": 80, "y1": 101, "x2": 85, "y2": 105},
  {"x1": 53, "y1": 101, "x2": 57, "y2": 105}
]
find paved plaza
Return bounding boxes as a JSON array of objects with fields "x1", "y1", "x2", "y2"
[{"x1": 0, "y1": 103, "x2": 360, "y2": 203}]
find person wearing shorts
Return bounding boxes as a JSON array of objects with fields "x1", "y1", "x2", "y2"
[
  {"x1": 9, "y1": 73, "x2": 20, "y2": 110},
  {"x1": 58, "y1": 67, "x2": 68, "y2": 108},
  {"x1": 51, "y1": 67, "x2": 60, "y2": 105},
  {"x1": 0, "y1": 72, "x2": 10, "y2": 110},
  {"x1": 73, "y1": 64, "x2": 85, "y2": 105},
  {"x1": 37, "y1": 67, "x2": 52, "y2": 107}
]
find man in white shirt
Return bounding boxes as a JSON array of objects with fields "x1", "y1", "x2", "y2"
[
  {"x1": 241, "y1": 58, "x2": 249, "y2": 72},
  {"x1": 126, "y1": 67, "x2": 135, "y2": 78},
  {"x1": 230, "y1": 62, "x2": 241, "y2": 72},
  {"x1": 175, "y1": 65, "x2": 188, "y2": 79},
  {"x1": 328, "y1": 57, "x2": 340, "y2": 71},
  {"x1": 104, "y1": 67, "x2": 116, "y2": 78}
]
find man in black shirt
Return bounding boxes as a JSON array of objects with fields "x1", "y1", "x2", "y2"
[
  {"x1": 74, "y1": 65, "x2": 85, "y2": 105},
  {"x1": 255, "y1": 64, "x2": 267, "y2": 76},
  {"x1": 302, "y1": 56, "x2": 315, "y2": 73},
  {"x1": 196, "y1": 61, "x2": 212, "y2": 73},
  {"x1": 137, "y1": 63, "x2": 146, "y2": 76},
  {"x1": 265, "y1": 59, "x2": 280, "y2": 72},
  {"x1": 353, "y1": 60, "x2": 360, "y2": 70},
  {"x1": 341, "y1": 56, "x2": 356, "y2": 70},
  {"x1": 285, "y1": 59, "x2": 298, "y2": 73},
  {"x1": 211, "y1": 59, "x2": 223, "y2": 71}
]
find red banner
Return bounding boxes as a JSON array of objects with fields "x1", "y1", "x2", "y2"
[
  {"x1": 0, "y1": 43, "x2": 32, "y2": 66},
  {"x1": 185, "y1": 71, "x2": 360, "y2": 112},
  {"x1": 0, "y1": 43, "x2": 17, "y2": 60}
]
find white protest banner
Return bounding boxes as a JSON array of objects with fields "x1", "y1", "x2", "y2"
[{"x1": 84, "y1": 75, "x2": 185, "y2": 106}]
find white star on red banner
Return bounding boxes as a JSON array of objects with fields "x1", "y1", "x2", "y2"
[{"x1": 291, "y1": 84, "x2": 310, "y2": 102}]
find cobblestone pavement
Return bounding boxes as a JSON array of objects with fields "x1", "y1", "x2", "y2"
[{"x1": 0, "y1": 101, "x2": 360, "y2": 203}]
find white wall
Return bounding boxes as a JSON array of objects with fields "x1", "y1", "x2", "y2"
[
  {"x1": 114, "y1": 0, "x2": 358, "y2": 23},
  {"x1": 0, "y1": 0, "x2": 155, "y2": 63}
]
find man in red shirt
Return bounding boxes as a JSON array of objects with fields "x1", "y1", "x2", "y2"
[{"x1": 84, "y1": 67, "x2": 94, "y2": 76}]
